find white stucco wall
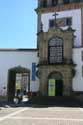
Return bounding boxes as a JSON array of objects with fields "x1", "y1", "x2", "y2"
[
  {"x1": 41, "y1": 9, "x2": 82, "y2": 47},
  {"x1": 0, "y1": 50, "x2": 39, "y2": 96},
  {"x1": 73, "y1": 48, "x2": 83, "y2": 91},
  {"x1": 0, "y1": 48, "x2": 83, "y2": 95}
]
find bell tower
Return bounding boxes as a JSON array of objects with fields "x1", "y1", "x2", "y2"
[{"x1": 36, "y1": 0, "x2": 76, "y2": 96}]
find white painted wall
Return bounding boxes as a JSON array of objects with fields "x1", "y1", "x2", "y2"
[
  {"x1": 73, "y1": 48, "x2": 83, "y2": 91},
  {"x1": 41, "y1": 9, "x2": 82, "y2": 47},
  {"x1": 0, "y1": 48, "x2": 83, "y2": 94},
  {"x1": 0, "y1": 50, "x2": 39, "y2": 96}
]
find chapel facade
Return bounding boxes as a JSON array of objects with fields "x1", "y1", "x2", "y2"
[
  {"x1": 36, "y1": 0, "x2": 83, "y2": 98},
  {"x1": 0, "y1": 0, "x2": 83, "y2": 102}
]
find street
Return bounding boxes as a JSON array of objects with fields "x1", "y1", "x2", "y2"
[{"x1": 0, "y1": 105, "x2": 83, "y2": 125}]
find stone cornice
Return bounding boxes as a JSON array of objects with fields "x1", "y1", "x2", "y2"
[
  {"x1": 37, "y1": 61, "x2": 75, "y2": 67},
  {"x1": 36, "y1": 2, "x2": 83, "y2": 14}
]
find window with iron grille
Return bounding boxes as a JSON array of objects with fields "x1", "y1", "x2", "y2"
[{"x1": 48, "y1": 37, "x2": 63, "y2": 64}]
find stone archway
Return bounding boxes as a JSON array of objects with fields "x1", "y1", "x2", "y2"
[
  {"x1": 7, "y1": 66, "x2": 30, "y2": 102},
  {"x1": 48, "y1": 71, "x2": 63, "y2": 96}
]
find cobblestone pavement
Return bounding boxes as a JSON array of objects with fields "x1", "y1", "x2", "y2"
[{"x1": 0, "y1": 106, "x2": 83, "y2": 125}]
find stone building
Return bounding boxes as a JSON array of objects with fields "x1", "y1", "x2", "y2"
[
  {"x1": 36, "y1": 0, "x2": 83, "y2": 98},
  {"x1": 0, "y1": 0, "x2": 83, "y2": 102}
]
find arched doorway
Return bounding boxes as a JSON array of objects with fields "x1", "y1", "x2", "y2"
[
  {"x1": 7, "y1": 66, "x2": 30, "y2": 102},
  {"x1": 48, "y1": 72, "x2": 63, "y2": 96}
]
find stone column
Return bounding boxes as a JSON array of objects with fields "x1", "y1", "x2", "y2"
[
  {"x1": 63, "y1": 79, "x2": 69, "y2": 96},
  {"x1": 63, "y1": 70, "x2": 72, "y2": 96},
  {"x1": 39, "y1": 66, "x2": 48, "y2": 95}
]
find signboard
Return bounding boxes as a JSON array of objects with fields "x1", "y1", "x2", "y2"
[
  {"x1": 16, "y1": 82, "x2": 21, "y2": 90},
  {"x1": 48, "y1": 79, "x2": 55, "y2": 96},
  {"x1": 32, "y1": 63, "x2": 36, "y2": 81},
  {"x1": 15, "y1": 74, "x2": 21, "y2": 90}
]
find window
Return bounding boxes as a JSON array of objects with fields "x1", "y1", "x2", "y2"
[
  {"x1": 49, "y1": 19, "x2": 55, "y2": 28},
  {"x1": 48, "y1": 37, "x2": 63, "y2": 64},
  {"x1": 42, "y1": 0, "x2": 47, "y2": 7},
  {"x1": 66, "y1": 18, "x2": 72, "y2": 26},
  {"x1": 52, "y1": 0, "x2": 58, "y2": 6},
  {"x1": 64, "y1": 0, "x2": 69, "y2": 4}
]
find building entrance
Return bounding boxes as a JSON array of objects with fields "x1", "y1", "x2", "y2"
[
  {"x1": 48, "y1": 72, "x2": 63, "y2": 96},
  {"x1": 56, "y1": 80, "x2": 63, "y2": 96},
  {"x1": 7, "y1": 66, "x2": 30, "y2": 102}
]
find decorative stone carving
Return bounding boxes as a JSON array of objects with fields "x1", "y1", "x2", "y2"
[{"x1": 38, "y1": 26, "x2": 75, "y2": 96}]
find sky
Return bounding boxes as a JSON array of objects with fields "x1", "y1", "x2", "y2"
[{"x1": 0, "y1": 0, "x2": 37, "y2": 48}]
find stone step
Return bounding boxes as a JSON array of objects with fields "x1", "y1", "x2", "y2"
[{"x1": 28, "y1": 96, "x2": 80, "y2": 107}]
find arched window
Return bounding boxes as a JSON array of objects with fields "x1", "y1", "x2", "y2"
[
  {"x1": 48, "y1": 37, "x2": 63, "y2": 64},
  {"x1": 52, "y1": 0, "x2": 58, "y2": 6},
  {"x1": 42, "y1": 0, "x2": 47, "y2": 7},
  {"x1": 64, "y1": 0, "x2": 69, "y2": 4}
]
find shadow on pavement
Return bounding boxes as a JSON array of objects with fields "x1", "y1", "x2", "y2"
[{"x1": 0, "y1": 96, "x2": 82, "y2": 108}]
